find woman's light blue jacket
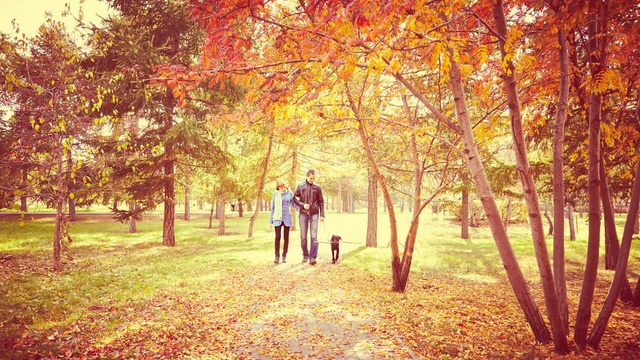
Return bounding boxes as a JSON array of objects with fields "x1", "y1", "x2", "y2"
[{"x1": 270, "y1": 190, "x2": 297, "y2": 227}]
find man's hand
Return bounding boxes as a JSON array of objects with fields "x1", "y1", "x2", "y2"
[
  {"x1": 320, "y1": 216, "x2": 325, "y2": 222},
  {"x1": 304, "y1": 204, "x2": 310, "y2": 210}
]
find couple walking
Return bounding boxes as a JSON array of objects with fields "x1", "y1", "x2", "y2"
[{"x1": 269, "y1": 169, "x2": 325, "y2": 265}]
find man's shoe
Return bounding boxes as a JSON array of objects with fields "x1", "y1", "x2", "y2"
[
  {"x1": 310, "y1": 259, "x2": 317, "y2": 265},
  {"x1": 303, "y1": 256, "x2": 309, "y2": 263},
  {"x1": 282, "y1": 256, "x2": 287, "y2": 263},
  {"x1": 274, "y1": 256, "x2": 279, "y2": 264}
]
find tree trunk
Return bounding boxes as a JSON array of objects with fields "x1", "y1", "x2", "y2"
[
  {"x1": 337, "y1": 177, "x2": 343, "y2": 214},
  {"x1": 552, "y1": 17, "x2": 569, "y2": 332},
  {"x1": 53, "y1": 143, "x2": 65, "y2": 272},
  {"x1": 289, "y1": 148, "x2": 298, "y2": 231},
  {"x1": 544, "y1": 209, "x2": 553, "y2": 236},
  {"x1": 574, "y1": 0, "x2": 605, "y2": 348},
  {"x1": 20, "y1": 164, "x2": 28, "y2": 212},
  {"x1": 218, "y1": 193, "x2": 226, "y2": 236},
  {"x1": 502, "y1": 198, "x2": 512, "y2": 230},
  {"x1": 209, "y1": 201, "x2": 214, "y2": 229},
  {"x1": 162, "y1": 142, "x2": 176, "y2": 247},
  {"x1": 248, "y1": 130, "x2": 274, "y2": 238},
  {"x1": 567, "y1": 204, "x2": 576, "y2": 241},
  {"x1": 389, "y1": 29, "x2": 559, "y2": 346},
  {"x1": 129, "y1": 202, "x2": 137, "y2": 233},
  {"x1": 633, "y1": 276, "x2": 640, "y2": 307},
  {"x1": 68, "y1": 194, "x2": 76, "y2": 221},
  {"x1": 491, "y1": 1, "x2": 568, "y2": 351},
  {"x1": 461, "y1": 189, "x2": 469, "y2": 239},
  {"x1": 345, "y1": 85, "x2": 399, "y2": 291},
  {"x1": 601, "y1": 157, "x2": 618, "y2": 270},
  {"x1": 184, "y1": 170, "x2": 191, "y2": 221},
  {"x1": 67, "y1": 155, "x2": 77, "y2": 222},
  {"x1": 588, "y1": 158, "x2": 640, "y2": 348},
  {"x1": 445, "y1": 48, "x2": 552, "y2": 343},
  {"x1": 394, "y1": 98, "x2": 424, "y2": 291},
  {"x1": 366, "y1": 167, "x2": 378, "y2": 248}
]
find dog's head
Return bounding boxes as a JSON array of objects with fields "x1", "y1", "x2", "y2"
[{"x1": 331, "y1": 235, "x2": 341, "y2": 244}]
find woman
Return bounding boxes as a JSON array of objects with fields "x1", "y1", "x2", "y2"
[{"x1": 270, "y1": 179, "x2": 296, "y2": 264}]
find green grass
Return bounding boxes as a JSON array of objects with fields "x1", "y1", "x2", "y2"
[{"x1": 1, "y1": 209, "x2": 639, "y2": 358}]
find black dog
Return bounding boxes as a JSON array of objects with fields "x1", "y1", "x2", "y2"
[{"x1": 331, "y1": 235, "x2": 341, "y2": 264}]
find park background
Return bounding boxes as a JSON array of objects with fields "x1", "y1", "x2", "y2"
[{"x1": 2, "y1": 0, "x2": 640, "y2": 358}]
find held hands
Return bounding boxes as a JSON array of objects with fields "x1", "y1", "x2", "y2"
[{"x1": 303, "y1": 204, "x2": 323, "y2": 222}]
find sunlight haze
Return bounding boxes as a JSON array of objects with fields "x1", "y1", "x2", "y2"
[{"x1": 0, "y1": 0, "x2": 111, "y2": 37}]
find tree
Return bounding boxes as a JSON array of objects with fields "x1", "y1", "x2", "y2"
[
  {"x1": 574, "y1": 0, "x2": 607, "y2": 348},
  {"x1": 489, "y1": 0, "x2": 569, "y2": 352},
  {"x1": 90, "y1": 0, "x2": 204, "y2": 246},
  {"x1": 2, "y1": 19, "x2": 102, "y2": 271},
  {"x1": 248, "y1": 123, "x2": 274, "y2": 238},
  {"x1": 588, "y1": 157, "x2": 640, "y2": 347},
  {"x1": 366, "y1": 166, "x2": 377, "y2": 247},
  {"x1": 549, "y1": 0, "x2": 571, "y2": 331}
]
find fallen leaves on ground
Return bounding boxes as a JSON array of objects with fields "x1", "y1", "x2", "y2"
[{"x1": 2, "y1": 256, "x2": 640, "y2": 359}]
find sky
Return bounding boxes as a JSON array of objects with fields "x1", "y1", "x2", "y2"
[{"x1": 0, "y1": 0, "x2": 112, "y2": 37}]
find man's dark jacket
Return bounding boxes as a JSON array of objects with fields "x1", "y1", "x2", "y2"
[{"x1": 293, "y1": 181, "x2": 325, "y2": 217}]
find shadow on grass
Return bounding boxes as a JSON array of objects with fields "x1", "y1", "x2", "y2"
[
  {"x1": 0, "y1": 212, "x2": 276, "y2": 357},
  {"x1": 3, "y1": 211, "x2": 640, "y2": 359}
]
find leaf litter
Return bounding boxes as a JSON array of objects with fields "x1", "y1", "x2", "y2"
[{"x1": 2, "y1": 254, "x2": 640, "y2": 359}]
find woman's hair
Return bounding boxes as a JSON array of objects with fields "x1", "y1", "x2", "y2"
[{"x1": 276, "y1": 179, "x2": 287, "y2": 190}]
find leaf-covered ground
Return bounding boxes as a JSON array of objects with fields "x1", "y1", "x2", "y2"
[
  {"x1": 2, "y1": 212, "x2": 640, "y2": 359},
  {"x1": 3, "y1": 255, "x2": 640, "y2": 359}
]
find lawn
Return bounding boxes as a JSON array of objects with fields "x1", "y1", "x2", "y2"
[{"x1": 1, "y1": 209, "x2": 639, "y2": 359}]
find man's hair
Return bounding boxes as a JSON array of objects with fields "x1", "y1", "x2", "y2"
[{"x1": 306, "y1": 169, "x2": 315, "y2": 176}]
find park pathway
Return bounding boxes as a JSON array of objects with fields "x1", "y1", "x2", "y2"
[{"x1": 229, "y1": 259, "x2": 419, "y2": 360}]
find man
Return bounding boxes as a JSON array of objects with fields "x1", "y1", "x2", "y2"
[{"x1": 293, "y1": 169, "x2": 325, "y2": 265}]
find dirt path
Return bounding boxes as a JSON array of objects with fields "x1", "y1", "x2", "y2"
[{"x1": 229, "y1": 261, "x2": 418, "y2": 359}]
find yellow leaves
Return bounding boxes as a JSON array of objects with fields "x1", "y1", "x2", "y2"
[
  {"x1": 476, "y1": 44, "x2": 489, "y2": 64},
  {"x1": 321, "y1": 47, "x2": 336, "y2": 68},
  {"x1": 501, "y1": 25, "x2": 524, "y2": 76},
  {"x1": 440, "y1": 51, "x2": 452, "y2": 80},
  {"x1": 504, "y1": 25, "x2": 524, "y2": 55},
  {"x1": 459, "y1": 63, "x2": 474, "y2": 78},
  {"x1": 339, "y1": 55, "x2": 357, "y2": 81},
  {"x1": 69, "y1": 193, "x2": 75, "y2": 200},
  {"x1": 591, "y1": 69, "x2": 621, "y2": 95},
  {"x1": 430, "y1": 42, "x2": 446, "y2": 69},
  {"x1": 367, "y1": 56, "x2": 386, "y2": 74},
  {"x1": 29, "y1": 116, "x2": 42, "y2": 132},
  {"x1": 389, "y1": 58, "x2": 401, "y2": 73}
]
